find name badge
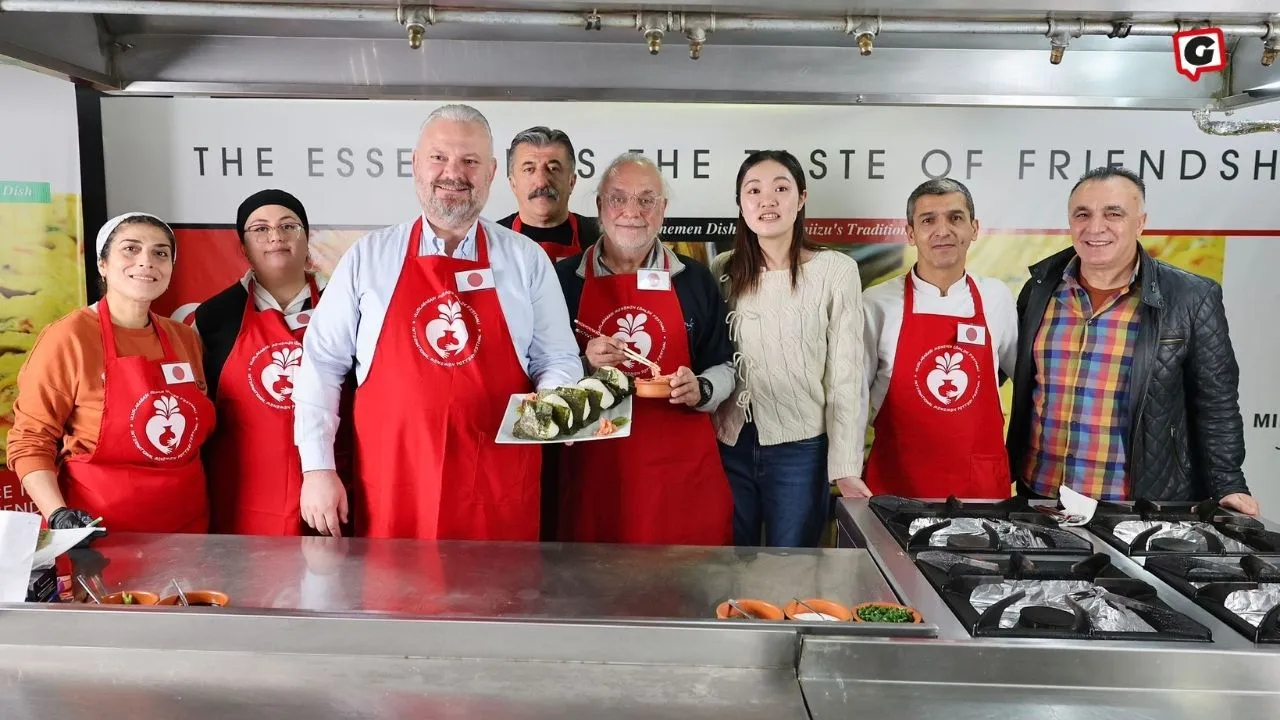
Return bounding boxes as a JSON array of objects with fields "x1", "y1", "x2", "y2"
[
  {"x1": 285, "y1": 312, "x2": 312, "y2": 332},
  {"x1": 456, "y1": 268, "x2": 495, "y2": 292},
  {"x1": 638, "y1": 270, "x2": 671, "y2": 291},
  {"x1": 957, "y1": 323, "x2": 987, "y2": 346},
  {"x1": 161, "y1": 362, "x2": 195, "y2": 385}
]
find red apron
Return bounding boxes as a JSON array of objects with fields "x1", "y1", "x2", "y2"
[
  {"x1": 352, "y1": 219, "x2": 540, "y2": 540},
  {"x1": 559, "y1": 245, "x2": 733, "y2": 545},
  {"x1": 206, "y1": 276, "x2": 320, "y2": 535},
  {"x1": 864, "y1": 275, "x2": 1011, "y2": 499},
  {"x1": 512, "y1": 214, "x2": 582, "y2": 262},
  {"x1": 61, "y1": 297, "x2": 216, "y2": 532}
]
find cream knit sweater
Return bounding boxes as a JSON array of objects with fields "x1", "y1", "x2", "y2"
[{"x1": 711, "y1": 249, "x2": 867, "y2": 481}]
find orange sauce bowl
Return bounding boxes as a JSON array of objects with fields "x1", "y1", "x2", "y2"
[
  {"x1": 102, "y1": 591, "x2": 160, "y2": 606},
  {"x1": 158, "y1": 590, "x2": 231, "y2": 607},
  {"x1": 634, "y1": 375, "x2": 674, "y2": 399},
  {"x1": 783, "y1": 598, "x2": 853, "y2": 622},
  {"x1": 715, "y1": 599, "x2": 785, "y2": 621}
]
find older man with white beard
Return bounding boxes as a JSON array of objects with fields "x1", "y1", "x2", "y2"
[
  {"x1": 292, "y1": 104, "x2": 582, "y2": 540},
  {"x1": 554, "y1": 153, "x2": 736, "y2": 546}
]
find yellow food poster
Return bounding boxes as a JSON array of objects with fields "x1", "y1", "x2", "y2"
[{"x1": 0, "y1": 181, "x2": 87, "y2": 467}]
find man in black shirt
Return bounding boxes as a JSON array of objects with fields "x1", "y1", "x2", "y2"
[{"x1": 497, "y1": 126, "x2": 599, "y2": 261}]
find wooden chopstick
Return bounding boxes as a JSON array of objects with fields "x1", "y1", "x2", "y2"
[{"x1": 573, "y1": 320, "x2": 663, "y2": 374}]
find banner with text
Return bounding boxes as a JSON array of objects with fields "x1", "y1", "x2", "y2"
[
  {"x1": 0, "y1": 62, "x2": 86, "y2": 512},
  {"x1": 100, "y1": 98, "x2": 1280, "y2": 510}
]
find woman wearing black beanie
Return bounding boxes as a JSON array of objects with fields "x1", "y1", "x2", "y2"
[{"x1": 194, "y1": 189, "x2": 331, "y2": 535}]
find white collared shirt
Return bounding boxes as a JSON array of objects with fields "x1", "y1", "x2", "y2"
[
  {"x1": 190, "y1": 271, "x2": 321, "y2": 334},
  {"x1": 292, "y1": 216, "x2": 583, "y2": 472},
  {"x1": 238, "y1": 270, "x2": 322, "y2": 317},
  {"x1": 419, "y1": 219, "x2": 480, "y2": 259},
  {"x1": 862, "y1": 270, "x2": 1018, "y2": 425}
]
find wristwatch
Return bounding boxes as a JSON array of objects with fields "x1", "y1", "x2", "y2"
[{"x1": 696, "y1": 376, "x2": 713, "y2": 408}]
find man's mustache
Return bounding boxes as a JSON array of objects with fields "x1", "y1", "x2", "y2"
[
  {"x1": 435, "y1": 179, "x2": 473, "y2": 191},
  {"x1": 528, "y1": 185, "x2": 559, "y2": 201}
]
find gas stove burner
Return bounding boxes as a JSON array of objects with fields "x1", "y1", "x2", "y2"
[
  {"x1": 1088, "y1": 513, "x2": 1280, "y2": 557},
  {"x1": 915, "y1": 552, "x2": 1213, "y2": 642},
  {"x1": 1019, "y1": 605, "x2": 1077, "y2": 630},
  {"x1": 899, "y1": 516, "x2": 1092, "y2": 554},
  {"x1": 869, "y1": 494, "x2": 1035, "y2": 516},
  {"x1": 1222, "y1": 515, "x2": 1266, "y2": 531},
  {"x1": 1144, "y1": 554, "x2": 1280, "y2": 643},
  {"x1": 947, "y1": 534, "x2": 989, "y2": 550},
  {"x1": 1149, "y1": 536, "x2": 1200, "y2": 553}
]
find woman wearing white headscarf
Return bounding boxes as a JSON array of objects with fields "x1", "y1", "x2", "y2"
[{"x1": 6, "y1": 213, "x2": 216, "y2": 534}]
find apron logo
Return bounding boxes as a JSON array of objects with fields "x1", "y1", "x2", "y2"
[
  {"x1": 913, "y1": 345, "x2": 981, "y2": 412},
  {"x1": 412, "y1": 292, "x2": 483, "y2": 367},
  {"x1": 248, "y1": 341, "x2": 304, "y2": 409},
  {"x1": 600, "y1": 307, "x2": 667, "y2": 376},
  {"x1": 130, "y1": 391, "x2": 199, "y2": 462}
]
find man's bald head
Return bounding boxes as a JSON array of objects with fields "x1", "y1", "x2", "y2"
[{"x1": 412, "y1": 104, "x2": 498, "y2": 230}]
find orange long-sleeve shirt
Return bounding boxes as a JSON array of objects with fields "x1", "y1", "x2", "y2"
[{"x1": 6, "y1": 306, "x2": 207, "y2": 479}]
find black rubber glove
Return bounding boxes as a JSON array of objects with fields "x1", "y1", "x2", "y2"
[
  {"x1": 49, "y1": 507, "x2": 105, "y2": 548},
  {"x1": 67, "y1": 548, "x2": 110, "y2": 579}
]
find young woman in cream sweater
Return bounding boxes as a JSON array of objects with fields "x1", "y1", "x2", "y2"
[{"x1": 712, "y1": 150, "x2": 868, "y2": 548}]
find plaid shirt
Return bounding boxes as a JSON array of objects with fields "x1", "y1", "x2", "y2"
[{"x1": 1024, "y1": 258, "x2": 1142, "y2": 500}]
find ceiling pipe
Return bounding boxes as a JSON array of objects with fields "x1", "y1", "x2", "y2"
[
  {"x1": 0, "y1": 0, "x2": 389, "y2": 20},
  {"x1": 0, "y1": 1, "x2": 1275, "y2": 40},
  {"x1": 430, "y1": 9, "x2": 636, "y2": 31}
]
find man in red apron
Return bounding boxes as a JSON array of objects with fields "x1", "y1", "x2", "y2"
[
  {"x1": 291, "y1": 104, "x2": 583, "y2": 539},
  {"x1": 555, "y1": 152, "x2": 735, "y2": 545},
  {"x1": 496, "y1": 127, "x2": 600, "y2": 539},
  {"x1": 497, "y1": 126, "x2": 599, "y2": 262},
  {"x1": 862, "y1": 179, "x2": 1019, "y2": 500}
]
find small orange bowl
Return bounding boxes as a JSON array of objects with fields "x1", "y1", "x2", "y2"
[
  {"x1": 634, "y1": 376, "x2": 674, "y2": 398},
  {"x1": 715, "y1": 599, "x2": 785, "y2": 621},
  {"x1": 851, "y1": 601, "x2": 923, "y2": 624},
  {"x1": 102, "y1": 591, "x2": 159, "y2": 606},
  {"x1": 158, "y1": 590, "x2": 231, "y2": 607},
  {"x1": 783, "y1": 598, "x2": 853, "y2": 622}
]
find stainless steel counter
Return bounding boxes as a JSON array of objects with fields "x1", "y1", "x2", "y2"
[
  {"x1": 0, "y1": 535, "x2": 909, "y2": 719},
  {"x1": 2, "y1": 645, "x2": 808, "y2": 720},
  {"x1": 802, "y1": 679, "x2": 1280, "y2": 720},
  {"x1": 5, "y1": 516, "x2": 1280, "y2": 719},
  {"x1": 54, "y1": 533, "x2": 903, "y2": 624},
  {"x1": 817, "y1": 498, "x2": 1280, "y2": 719}
]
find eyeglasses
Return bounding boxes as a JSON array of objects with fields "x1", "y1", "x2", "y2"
[
  {"x1": 603, "y1": 193, "x2": 662, "y2": 213},
  {"x1": 245, "y1": 222, "x2": 305, "y2": 242}
]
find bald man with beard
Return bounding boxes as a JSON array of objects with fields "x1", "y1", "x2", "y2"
[{"x1": 292, "y1": 104, "x2": 582, "y2": 540}]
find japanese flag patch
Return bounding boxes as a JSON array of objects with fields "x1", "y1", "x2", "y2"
[
  {"x1": 161, "y1": 362, "x2": 196, "y2": 385},
  {"x1": 957, "y1": 323, "x2": 987, "y2": 346},
  {"x1": 456, "y1": 269, "x2": 495, "y2": 292}
]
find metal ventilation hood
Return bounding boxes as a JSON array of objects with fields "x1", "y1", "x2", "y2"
[{"x1": 1, "y1": 0, "x2": 1278, "y2": 110}]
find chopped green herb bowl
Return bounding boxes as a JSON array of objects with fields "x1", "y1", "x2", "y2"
[{"x1": 851, "y1": 602, "x2": 923, "y2": 624}]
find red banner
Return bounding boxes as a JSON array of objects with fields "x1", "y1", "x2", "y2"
[{"x1": 156, "y1": 228, "x2": 252, "y2": 322}]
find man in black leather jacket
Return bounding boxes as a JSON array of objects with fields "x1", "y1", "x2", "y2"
[{"x1": 1007, "y1": 166, "x2": 1258, "y2": 516}]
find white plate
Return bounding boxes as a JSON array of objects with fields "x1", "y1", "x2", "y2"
[{"x1": 495, "y1": 392, "x2": 634, "y2": 444}]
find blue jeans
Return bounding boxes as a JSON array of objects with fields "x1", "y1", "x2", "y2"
[{"x1": 719, "y1": 422, "x2": 830, "y2": 548}]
